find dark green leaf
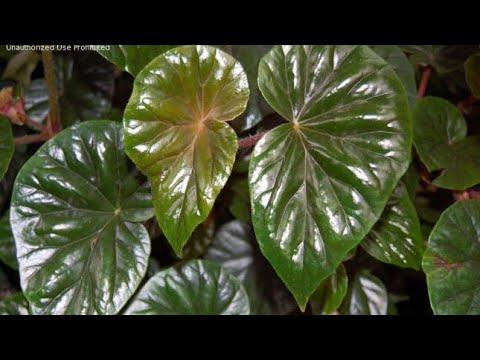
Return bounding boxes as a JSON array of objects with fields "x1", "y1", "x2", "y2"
[
  {"x1": 182, "y1": 215, "x2": 215, "y2": 259},
  {"x1": 402, "y1": 162, "x2": 420, "y2": 200},
  {"x1": 0, "y1": 211, "x2": 17, "y2": 269},
  {"x1": 413, "y1": 96, "x2": 480, "y2": 190},
  {"x1": 251, "y1": 45, "x2": 412, "y2": 309},
  {"x1": 10, "y1": 121, "x2": 154, "y2": 315},
  {"x1": 0, "y1": 293, "x2": 29, "y2": 315},
  {"x1": 361, "y1": 182, "x2": 424, "y2": 270},
  {"x1": 0, "y1": 116, "x2": 14, "y2": 181},
  {"x1": 465, "y1": 53, "x2": 480, "y2": 98},
  {"x1": 341, "y1": 270, "x2": 388, "y2": 315},
  {"x1": 56, "y1": 54, "x2": 114, "y2": 128},
  {"x1": 125, "y1": 259, "x2": 250, "y2": 315},
  {"x1": 24, "y1": 79, "x2": 49, "y2": 123},
  {"x1": 205, "y1": 220, "x2": 296, "y2": 315},
  {"x1": 124, "y1": 45, "x2": 249, "y2": 256},
  {"x1": 309, "y1": 264, "x2": 347, "y2": 315},
  {"x1": 370, "y1": 45, "x2": 417, "y2": 107},
  {"x1": 224, "y1": 45, "x2": 274, "y2": 132},
  {"x1": 423, "y1": 200, "x2": 480, "y2": 314},
  {"x1": 229, "y1": 178, "x2": 251, "y2": 223},
  {"x1": 97, "y1": 45, "x2": 178, "y2": 77},
  {"x1": 415, "y1": 195, "x2": 443, "y2": 224}
]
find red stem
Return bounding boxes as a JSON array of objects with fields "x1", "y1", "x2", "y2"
[
  {"x1": 14, "y1": 133, "x2": 50, "y2": 145},
  {"x1": 238, "y1": 131, "x2": 266, "y2": 150},
  {"x1": 417, "y1": 65, "x2": 432, "y2": 99},
  {"x1": 25, "y1": 116, "x2": 47, "y2": 133}
]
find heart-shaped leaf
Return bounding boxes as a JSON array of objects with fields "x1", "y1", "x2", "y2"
[
  {"x1": 124, "y1": 45, "x2": 249, "y2": 256},
  {"x1": 423, "y1": 200, "x2": 480, "y2": 314},
  {"x1": 370, "y1": 45, "x2": 417, "y2": 107},
  {"x1": 0, "y1": 116, "x2": 14, "y2": 181},
  {"x1": 340, "y1": 270, "x2": 388, "y2": 315},
  {"x1": 361, "y1": 182, "x2": 424, "y2": 270},
  {"x1": 10, "y1": 121, "x2": 154, "y2": 315},
  {"x1": 205, "y1": 220, "x2": 296, "y2": 315},
  {"x1": 465, "y1": 53, "x2": 480, "y2": 98},
  {"x1": 413, "y1": 96, "x2": 480, "y2": 190},
  {"x1": 250, "y1": 45, "x2": 412, "y2": 308},
  {"x1": 125, "y1": 259, "x2": 250, "y2": 315},
  {"x1": 223, "y1": 45, "x2": 274, "y2": 132},
  {"x1": 309, "y1": 264, "x2": 347, "y2": 315},
  {"x1": 0, "y1": 211, "x2": 17, "y2": 270},
  {"x1": 97, "y1": 45, "x2": 178, "y2": 77},
  {"x1": 0, "y1": 293, "x2": 29, "y2": 315}
]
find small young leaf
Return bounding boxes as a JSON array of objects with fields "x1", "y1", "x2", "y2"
[
  {"x1": 361, "y1": 182, "x2": 424, "y2": 270},
  {"x1": 0, "y1": 211, "x2": 17, "y2": 270},
  {"x1": 465, "y1": 53, "x2": 480, "y2": 98},
  {"x1": 370, "y1": 45, "x2": 417, "y2": 107},
  {"x1": 10, "y1": 121, "x2": 154, "y2": 315},
  {"x1": 250, "y1": 45, "x2": 412, "y2": 309},
  {"x1": 341, "y1": 270, "x2": 388, "y2": 315},
  {"x1": 0, "y1": 293, "x2": 29, "y2": 315},
  {"x1": 205, "y1": 220, "x2": 296, "y2": 315},
  {"x1": 309, "y1": 264, "x2": 348, "y2": 315},
  {"x1": 423, "y1": 200, "x2": 480, "y2": 315},
  {"x1": 125, "y1": 259, "x2": 250, "y2": 315},
  {"x1": 0, "y1": 116, "x2": 14, "y2": 181},
  {"x1": 97, "y1": 45, "x2": 178, "y2": 76},
  {"x1": 124, "y1": 45, "x2": 249, "y2": 256},
  {"x1": 413, "y1": 97, "x2": 480, "y2": 190}
]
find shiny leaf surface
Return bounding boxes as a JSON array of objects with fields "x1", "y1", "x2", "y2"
[
  {"x1": 413, "y1": 96, "x2": 480, "y2": 190},
  {"x1": 0, "y1": 293, "x2": 29, "y2": 315},
  {"x1": 0, "y1": 211, "x2": 17, "y2": 269},
  {"x1": 423, "y1": 200, "x2": 480, "y2": 314},
  {"x1": 0, "y1": 116, "x2": 14, "y2": 181},
  {"x1": 97, "y1": 45, "x2": 178, "y2": 76},
  {"x1": 24, "y1": 79, "x2": 49, "y2": 123},
  {"x1": 205, "y1": 220, "x2": 296, "y2": 314},
  {"x1": 465, "y1": 53, "x2": 480, "y2": 98},
  {"x1": 310, "y1": 264, "x2": 347, "y2": 315},
  {"x1": 251, "y1": 45, "x2": 412, "y2": 308},
  {"x1": 125, "y1": 259, "x2": 250, "y2": 315},
  {"x1": 225, "y1": 45, "x2": 274, "y2": 132},
  {"x1": 341, "y1": 270, "x2": 388, "y2": 315},
  {"x1": 361, "y1": 182, "x2": 424, "y2": 270},
  {"x1": 10, "y1": 121, "x2": 154, "y2": 315},
  {"x1": 370, "y1": 45, "x2": 417, "y2": 107},
  {"x1": 124, "y1": 45, "x2": 249, "y2": 256}
]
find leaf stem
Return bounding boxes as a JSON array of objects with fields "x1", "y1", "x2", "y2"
[
  {"x1": 24, "y1": 116, "x2": 47, "y2": 133},
  {"x1": 238, "y1": 131, "x2": 267, "y2": 150},
  {"x1": 417, "y1": 65, "x2": 431, "y2": 99},
  {"x1": 41, "y1": 50, "x2": 62, "y2": 134},
  {"x1": 14, "y1": 133, "x2": 51, "y2": 145}
]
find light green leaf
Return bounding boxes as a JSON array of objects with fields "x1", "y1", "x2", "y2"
[
  {"x1": 250, "y1": 45, "x2": 412, "y2": 309},
  {"x1": 124, "y1": 45, "x2": 249, "y2": 256}
]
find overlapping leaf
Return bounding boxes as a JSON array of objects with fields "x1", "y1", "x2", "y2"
[
  {"x1": 125, "y1": 259, "x2": 250, "y2": 315},
  {"x1": 0, "y1": 293, "x2": 29, "y2": 315},
  {"x1": 250, "y1": 45, "x2": 412, "y2": 308},
  {"x1": 10, "y1": 121, "x2": 154, "y2": 315},
  {"x1": 124, "y1": 45, "x2": 249, "y2": 256},
  {"x1": 341, "y1": 270, "x2": 388, "y2": 315},
  {"x1": 309, "y1": 264, "x2": 348, "y2": 315}
]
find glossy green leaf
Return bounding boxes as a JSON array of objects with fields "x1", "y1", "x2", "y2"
[
  {"x1": 97, "y1": 45, "x2": 178, "y2": 77},
  {"x1": 413, "y1": 96, "x2": 480, "y2": 190},
  {"x1": 370, "y1": 45, "x2": 417, "y2": 107},
  {"x1": 309, "y1": 264, "x2": 347, "y2": 315},
  {"x1": 224, "y1": 45, "x2": 274, "y2": 132},
  {"x1": 182, "y1": 216, "x2": 215, "y2": 259},
  {"x1": 57, "y1": 55, "x2": 114, "y2": 128},
  {"x1": 423, "y1": 200, "x2": 480, "y2": 314},
  {"x1": 0, "y1": 211, "x2": 17, "y2": 269},
  {"x1": 24, "y1": 79, "x2": 49, "y2": 123},
  {"x1": 341, "y1": 270, "x2": 388, "y2": 315},
  {"x1": 229, "y1": 178, "x2": 251, "y2": 223},
  {"x1": 0, "y1": 116, "x2": 14, "y2": 181},
  {"x1": 465, "y1": 53, "x2": 480, "y2": 98},
  {"x1": 251, "y1": 45, "x2": 412, "y2": 309},
  {"x1": 124, "y1": 45, "x2": 249, "y2": 256},
  {"x1": 0, "y1": 293, "x2": 29, "y2": 315},
  {"x1": 10, "y1": 121, "x2": 154, "y2": 315},
  {"x1": 125, "y1": 259, "x2": 250, "y2": 315},
  {"x1": 361, "y1": 182, "x2": 424, "y2": 270},
  {"x1": 205, "y1": 220, "x2": 296, "y2": 315}
]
